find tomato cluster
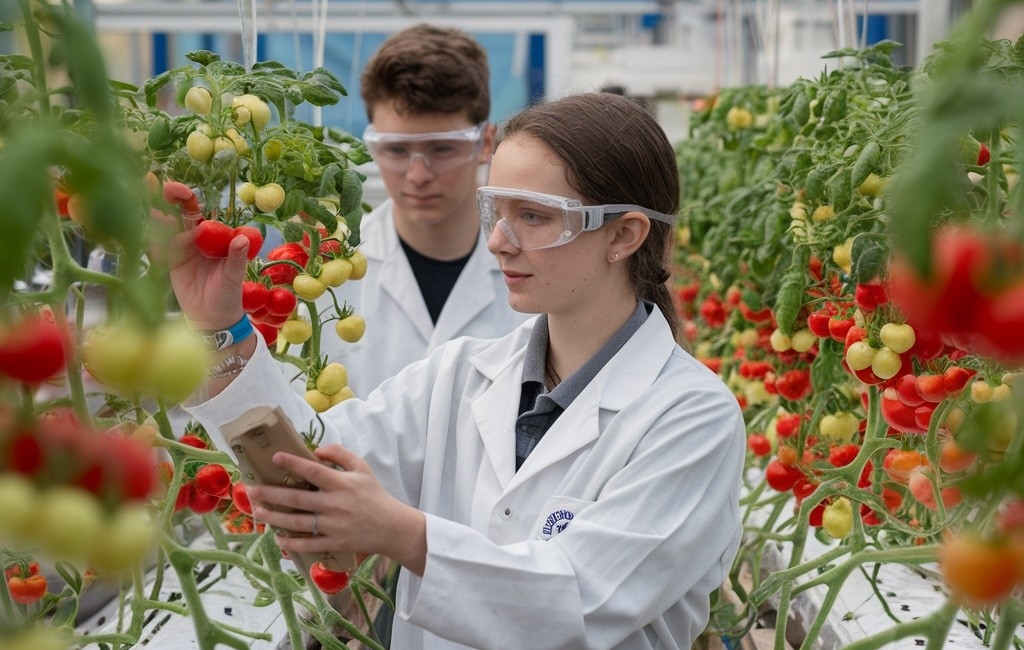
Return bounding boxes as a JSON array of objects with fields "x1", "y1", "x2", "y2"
[{"x1": 0, "y1": 409, "x2": 158, "y2": 572}]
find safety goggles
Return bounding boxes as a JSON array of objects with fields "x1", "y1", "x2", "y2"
[
  {"x1": 477, "y1": 187, "x2": 677, "y2": 250},
  {"x1": 362, "y1": 122, "x2": 487, "y2": 174}
]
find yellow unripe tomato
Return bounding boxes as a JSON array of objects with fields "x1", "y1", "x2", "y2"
[
  {"x1": 870, "y1": 346, "x2": 903, "y2": 380},
  {"x1": 329, "y1": 385, "x2": 356, "y2": 405},
  {"x1": 879, "y1": 322, "x2": 916, "y2": 353},
  {"x1": 37, "y1": 487, "x2": 104, "y2": 561},
  {"x1": 305, "y1": 389, "x2": 332, "y2": 413},
  {"x1": 90, "y1": 504, "x2": 155, "y2": 574},
  {"x1": 833, "y1": 237, "x2": 854, "y2": 273},
  {"x1": 857, "y1": 173, "x2": 886, "y2": 197},
  {"x1": 238, "y1": 182, "x2": 258, "y2": 205},
  {"x1": 822, "y1": 497, "x2": 853, "y2": 539},
  {"x1": 225, "y1": 128, "x2": 249, "y2": 154},
  {"x1": 316, "y1": 362, "x2": 349, "y2": 396},
  {"x1": 0, "y1": 475, "x2": 39, "y2": 540},
  {"x1": 232, "y1": 104, "x2": 252, "y2": 127},
  {"x1": 293, "y1": 274, "x2": 327, "y2": 301},
  {"x1": 184, "y1": 86, "x2": 213, "y2": 114},
  {"x1": 769, "y1": 328, "x2": 792, "y2": 352},
  {"x1": 255, "y1": 182, "x2": 286, "y2": 213},
  {"x1": 281, "y1": 319, "x2": 313, "y2": 345},
  {"x1": 845, "y1": 341, "x2": 876, "y2": 370},
  {"x1": 725, "y1": 106, "x2": 753, "y2": 130},
  {"x1": 972, "y1": 381, "x2": 994, "y2": 403},
  {"x1": 820, "y1": 412, "x2": 859, "y2": 442},
  {"x1": 790, "y1": 328, "x2": 816, "y2": 353},
  {"x1": 186, "y1": 130, "x2": 214, "y2": 162},
  {"x1": 319, "y1": 258, "x2": 353, "y2": 287},
  {"x1": 335, "y1": 314, "x2": 366, "y2": 343},
  {"x1": 347, "y1": 251, "x2": 368, "y2": 280},
  {"x1": 811, "y1": 205, "x2": 835, "y2": 222}
]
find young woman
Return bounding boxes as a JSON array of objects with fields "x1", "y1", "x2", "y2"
[{"x1": 176, "y1": 92, "x2": 745, "y2": 650}]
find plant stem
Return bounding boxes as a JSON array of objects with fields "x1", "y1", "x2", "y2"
[{"x1": 840, "y1": 601, "x2": 959, "y2": 650}]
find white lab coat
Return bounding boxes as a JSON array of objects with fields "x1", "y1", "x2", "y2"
[
  {"x1": 312, "y1": 199, "x2": 530, "y2": 396},
  {"x1": 186, "y1": 307, "x2": 745, "y2": 650}
]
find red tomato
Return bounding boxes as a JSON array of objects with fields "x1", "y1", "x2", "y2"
[
  {"x1": 880, "y1": 389, "x2": 924, "y2": 434},
  {"x1": 977, "y1": 143, "x2": 991, "y2": 166},
  {"x1": 231, "y1": 482, "x2": 253, "y2": 515},
  {"x1": 676, "y1": 281, "x2": 700, "y2": 303},
  {"x1": 883, "y1": 449, "x2": 926, "y2": 485},
  {"x1": 940, "y1": 534, "x2": 1017, "y2": 607},
  {"x1": 179, "y1": 435, "x2": 207, "y2": 449},
  {"x1": 252, "y1": 320, "x2": 279, "y2": 346},
  {"x1": 894, "y1": 374, "x2": 925, "y2": 407},
  {"x1": 242, "y1": 281, "x2": 270, "y2": 312},
  {"x1": 941, "y1": 366, "x2": 975, "y2": 396},
  {"x1": 194, "y1": 220, "x2": 235, "y2": 258},
  {"x1": 195, "y1": 464, "x2": 232, "y2": 498},
  {"x1": 747, "y1": 434, "x2": 772, "y2": 457},
  {"x1": 828, "y1": 316, "x2": 855, "y2": 342},
  {"x1": 265, "y1": 288, "x2": 298, "y2": 317},
  {"x1": 828, "y1": 443, "x2": 860, "y2": 467},
  {"x1": 5, "y1": 433, "x2": 45, "y2": 476},
  {"x1": 188, "y1": 484, "x2": 222, "y2": 514},
  {"x1": 775, "y1": 369, "x2": 811, "y2": 401},
  {"x1": 765, "y1": 459, "x2": 803, "y2": 492},
  {"x1": 0, "y1": 312, "x2": 68, "y2": 383},
  {"x1": 914, "y1": 374, "x2": 947, "y2": 403},
  {"x1": 174, "y1": 481, "x2": 193, "y2": 512},
  {"x1": 309, "y1": 561, "x2": 350, "y2": 595},
  {"x1": 699, "y1": 294, "x2": 727, "y2": 328},
  {"x1": 806, "y1": 309, "x2": 833, "y2": 338},
  {"x1": 792, "y1": 477, "x2": 817, "y2": 502},
  {"x1": 234, "y1": 226, "x2": 264, "y2": 260},
  {"x1": 854, "y1": 283, "x2": 888, "y2": 311},
  {"x1": 775, "y1": 413, "x2": 802, "y2": 439},
  {"x1": 8, "y1": 573, "x2": 47, "y2": 604}
]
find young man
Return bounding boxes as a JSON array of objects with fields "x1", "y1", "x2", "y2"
[{"x1": 318, "y1": 24, "x2": 529, "y2": 397}]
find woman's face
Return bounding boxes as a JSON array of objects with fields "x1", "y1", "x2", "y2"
[{"x1": 485, "y1": 134, "x2": 615, "y2": 317}]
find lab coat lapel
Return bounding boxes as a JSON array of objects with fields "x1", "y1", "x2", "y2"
[
  {"x1": 373, "y1": 204, "x2": 433, "y2": 342},
  {"x1": 469, "y1": 331, "x2": 531, "y2": 492},
  {"x1": 430, "y1": 235, "x2": 501, "y2": 349},
  {"x1": 506, "y1": 309, "x2": 676, "y2": 491}
]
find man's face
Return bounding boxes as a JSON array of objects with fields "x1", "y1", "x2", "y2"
[{"x1": 368, "y1": 101, "x2": 493, "y2": 230}]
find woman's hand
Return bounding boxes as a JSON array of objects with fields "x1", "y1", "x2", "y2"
[
  {"x1": 247, "y1": 445, "x2": 428, "y2": 575},
  {"x1": 157, "y1": 181, "x2": 250, "y2": 331}
]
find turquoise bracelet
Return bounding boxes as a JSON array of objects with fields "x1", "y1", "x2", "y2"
[{"x1": 200, "y1": 315, "x2": 254, "y2": 351}]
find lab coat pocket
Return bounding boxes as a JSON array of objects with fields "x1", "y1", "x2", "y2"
[{"x1": 533, "y1": 496, "x2": 593, "y2": 541}]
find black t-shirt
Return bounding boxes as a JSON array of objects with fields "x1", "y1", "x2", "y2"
[{"x1": 399, "y1": 236, "x2": 475, "y2": 324}]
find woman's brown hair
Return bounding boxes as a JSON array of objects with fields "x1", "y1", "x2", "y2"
[{"x1": 499, "y1": 92, "x2": 682, "y2": 338}]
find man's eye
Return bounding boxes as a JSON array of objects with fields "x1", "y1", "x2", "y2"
[{"x1": 380, "y1": 144, "x2": 410, "y2": 157}]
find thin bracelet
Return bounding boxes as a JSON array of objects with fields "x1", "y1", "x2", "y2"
[
  {"x1": 209, "y1": 354, "x2": 250, "y2": 380},
  {"x1": 198, "y1": 316, "x2": 254, "y2": 351}
]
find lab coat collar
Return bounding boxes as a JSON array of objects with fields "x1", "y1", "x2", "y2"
[
  {"x1": 369, "y1": 200, "x2": 505, "y2": 347},
  {"x1": 470, "y1": 309, "x2": 677, "y2": 491}
]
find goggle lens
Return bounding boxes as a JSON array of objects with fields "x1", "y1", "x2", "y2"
[{"x1": 363, "y1": 123, "x2": 486, "y2": 174}]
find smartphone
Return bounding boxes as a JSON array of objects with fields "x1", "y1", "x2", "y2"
[{"x1": 222, "y1": 405, "x2": 357, "y2": 574}]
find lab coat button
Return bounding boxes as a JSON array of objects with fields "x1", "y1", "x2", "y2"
[{"x1": 502, "y1": 507, "x2": 512, "y2": 518}]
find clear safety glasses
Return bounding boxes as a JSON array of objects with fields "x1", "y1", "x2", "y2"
[
  {"x1": 362, "y1": 122, "x2": 487, "y2": 174},
  {"x1": 476, "y1": 187, "x2": 678, "y2": 251}
]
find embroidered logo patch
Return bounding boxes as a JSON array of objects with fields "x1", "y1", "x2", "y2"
[{"x1": 540, "y1": 509, "x2": 575, "y2": 539}]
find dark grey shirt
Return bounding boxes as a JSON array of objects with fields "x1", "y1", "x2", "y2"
[{"x1": 515, "y1": 300, "x2": 651, "y2": 470}]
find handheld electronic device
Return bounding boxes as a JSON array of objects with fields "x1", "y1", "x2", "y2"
[{"x1": 222, "y1": 405, "x2": 357, "y2": 574}]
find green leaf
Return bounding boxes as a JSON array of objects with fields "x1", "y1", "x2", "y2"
[
  {"x1": 850, "y1": 233, "x2": 889, "y2": 284},
  {"x1": 143, "y1": 70, "x2": 172, "y2": 107},
  {"x1": 337, "y1": 169, "x2": 363, "y2": 216},
  {"x1": 186, "y1": 50, "x2": 220, "y2": 67}
]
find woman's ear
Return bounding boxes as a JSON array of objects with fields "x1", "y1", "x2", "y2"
[{"x1": 607, "y1": 212, "x2": 651, "y2": 262}]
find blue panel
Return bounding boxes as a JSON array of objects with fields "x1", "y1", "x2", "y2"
[
  {"x1": 152, "y1": 32, "x2": 168, "y2": 76},
  {"x1": 864, "y1": 15, "x2": 887, "y2": 45},
  {"x1": 528, "y1": 33, "x2": 545, "y2": 106}
]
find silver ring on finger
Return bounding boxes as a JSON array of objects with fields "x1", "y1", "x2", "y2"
[{"x1": 311, "y1": 512, "x2": 320, "y2": 537}]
